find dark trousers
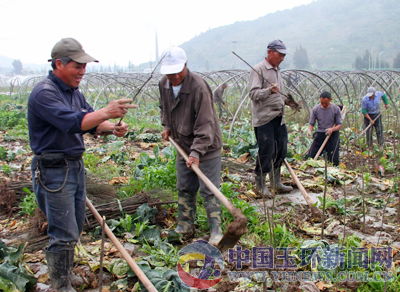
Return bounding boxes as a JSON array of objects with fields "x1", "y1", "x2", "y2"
[
  {"x1": 364, "y1": 113, "x2": 383, "y2": 146},
  {"x1": 254, "y1": 116, "x2": 288, "y2": 175},
  {"x1": 175, "y1": 156, "x2": 221, "y2": 225},
  {"x1": 306, "y1": 131, "x2": 340, "y2": 166}
]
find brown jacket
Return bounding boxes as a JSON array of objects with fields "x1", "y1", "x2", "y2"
[{"x1": 159, "y1": 70, "x2": 222, "y2": 161}]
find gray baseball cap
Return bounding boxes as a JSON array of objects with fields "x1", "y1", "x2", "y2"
[
  {"x1": 49, "y1": 38, "x2": 98, "y2": 63},
  {"x1": 366, "y1": 87, "x2": 376, "y2": 97},
  {"x1": 267, "y1": 39, "x2": 287, "y2": 54}
]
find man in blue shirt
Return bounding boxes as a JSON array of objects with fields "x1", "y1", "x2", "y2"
[
  {"x1": 28, "y1": 38, "x2": 135, "y2": 292},
  {"x1": 361, "y1": 87, "x2": 389, "y2": 146}
]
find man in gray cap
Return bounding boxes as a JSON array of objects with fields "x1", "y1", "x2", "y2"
[
  {"x1": 361, "y1": 86, "x2": 389, "y2": 147},
  {"x1": 158, "y1": 46, "x2": 223, "y2": 246},
  {"x1": 249, "y1": 39, "x2": 294, "y2": 196},
  {"x1": 28, "y1": 38, "x2": 136, "y2": 291}
]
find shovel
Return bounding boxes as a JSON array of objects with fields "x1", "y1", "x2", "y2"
[{"x1": 169, "y1": 138, "x2": 248, "y2": 251}]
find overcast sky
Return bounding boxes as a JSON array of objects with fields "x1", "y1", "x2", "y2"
[{"x1": 0, "y1": 0, "x2": 314, "y2": 66}]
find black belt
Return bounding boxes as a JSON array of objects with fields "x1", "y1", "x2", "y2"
[
  {"x1": 65, "y1": 154, "x2": 83, "y2": 160},
  {"x1": 35, "y1": 153, "x2": 83, "y2": 161}
]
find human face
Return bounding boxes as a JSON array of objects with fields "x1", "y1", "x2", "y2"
[
  {"x1": 166, "y1": 66, "x2": 188, "y2": 86},
  {"x1": 320, "y1": 97, "x2": 331, "y2": 108},
  {"x1": 266, "y1": 50, "x2": 286, "y2": 68},
  {"x1": 54, "y1": 60, "x2": 86, "y2": 88}
]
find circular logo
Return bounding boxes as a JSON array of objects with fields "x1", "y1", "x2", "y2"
[{"x1": 177, "y1": 240, "x2": 224, "y2": 289}]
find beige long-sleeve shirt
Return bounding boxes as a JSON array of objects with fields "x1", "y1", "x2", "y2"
[{"x1": 248, "y1": 59, "x2": 286, "y2": 127}]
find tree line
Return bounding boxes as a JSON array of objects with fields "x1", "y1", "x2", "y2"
[{"x1": 290, "y1": 47, "x2": 400, "y2": 70}]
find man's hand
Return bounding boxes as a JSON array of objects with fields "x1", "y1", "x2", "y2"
[
  {"x1": 113, "y1": 122, "x2": 129, "y2": 137},
  {"x1": 369, "y1": 119, "x2": 375, "y2": 125},
  {"x1": 104, "y1": 99, "x2": 137, "y2": 119},
  {"x1": 325, "y1": 127, "x2": 334, "y2": 136},
  {"x1": 161, "y1": 128, "x2": 170, "y2": 141},
  {"x1": 307, "y1": 128, "x2": 313, "y2": 137},
  {"x1": 186, "y1": 156, "x2": 200, "y2": 168},
  {"x1": 81, "y1": 100, "x2": 137, "y2": 131},
  {"x1": 270, "y1": 83, "x2": 280, "y2": 94},
  {"x1": 384, "y1": 104, "x2": 388, "y2": 109}
]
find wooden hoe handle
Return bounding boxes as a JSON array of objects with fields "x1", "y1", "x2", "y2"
[
  {"x1": 284, "y1": 159, "x2": 322, "y2": 217},
  {"x1": 86, "y1": 198, "x2": 158, "y2": 292},
  {"x1": 359, "y1": 113, "x2": 381, "y2": 136},
  {"x1": 314, "y1": 106, "x2": 347, "y2": 160},
  {"x1": 169, "y1": 137, "x2": 238, "y2": 215}
]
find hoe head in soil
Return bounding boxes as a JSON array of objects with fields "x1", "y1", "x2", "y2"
[{"x1": 217, "y1": 208, "x2": 248, "y2": 252}]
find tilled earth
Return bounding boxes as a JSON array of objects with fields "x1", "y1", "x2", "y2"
[{"x1": 1, "y1": 131, "x2": 399, "y2": 291}]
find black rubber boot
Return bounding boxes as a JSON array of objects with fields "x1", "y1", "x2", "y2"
[
  {"x1": 46, "y1": 249, "x2": 76, "y2": 292},
  {"x1": 270, "y1": 167, "x2": 293, "y2": 193},
  {"x1": 255, "y1": 174, "x2": 271, "y2": 197}
]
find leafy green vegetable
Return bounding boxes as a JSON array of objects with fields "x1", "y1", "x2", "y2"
[
  {"x1": 18, "y1": 188, "x2": 37, "y2": 216},
  {"x1": 0, "y1": 241, "x2": 36, "y2": 292}
]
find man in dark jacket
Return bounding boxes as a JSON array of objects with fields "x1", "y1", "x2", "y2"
[
  {"x1": 28, "y1": 38, "x2": 135, "y2": 291},
  {"x1": 159, "y1": 46, "x2": 223, "y2": 245}
]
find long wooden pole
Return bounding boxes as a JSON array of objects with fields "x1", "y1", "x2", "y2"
[
  {"x1": 358, "y1": 113, "x2": 381, "y2": 137},
  {"x1": 313, "y1": 134, "x2": 331, "y2": 160},
  {"x1": 86, "y1": 198, "x2": 158, "y2": 292},
  {"x1": 169, "y1": 138, "x2": 247, "y2": 250},
  {"x1": 169, "y1": 138, "x2": 237, "y2": 214},
  {"x1": 284, "y1": 159, "x2": 322, "y2": 217}
]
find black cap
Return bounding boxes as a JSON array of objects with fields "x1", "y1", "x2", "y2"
[{"x1": 320, "y1": 91, "x2": 332, "y2": 99}]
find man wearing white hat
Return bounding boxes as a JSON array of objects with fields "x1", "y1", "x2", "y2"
[
  {"x1": 158, "y1": 47, "x2": 223, "y2": 245},
  {"x1": 361, "y1": 86, "x2": 389, "y2": 146}
]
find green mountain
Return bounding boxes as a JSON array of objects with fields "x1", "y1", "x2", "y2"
[{"x1": 181, "y1": 0, "x2": 400, "y2": 71}]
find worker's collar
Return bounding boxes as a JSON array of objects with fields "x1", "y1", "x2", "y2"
[
  {"x1": 165, "y1": 69, "x2": 192, "y2": 94},
  {"x1": 264, "y1": 58, "x2": 279, "y2": 70}
]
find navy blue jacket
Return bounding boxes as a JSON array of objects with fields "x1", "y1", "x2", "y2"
[{"x1": 28, "y1": 72, "x2": 96, "y2": 155}]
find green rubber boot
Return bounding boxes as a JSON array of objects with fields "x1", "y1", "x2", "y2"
[{"x1": 174, "y1": 192, "x2": 196, "y2": 239}]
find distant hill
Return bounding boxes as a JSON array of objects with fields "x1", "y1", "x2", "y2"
[
  {"x1": 0, "y1": 55, "x2": 14, "y2": 73},
  {"x1": 180, "y1": 0, "x2": 400, "y2": 71}
]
